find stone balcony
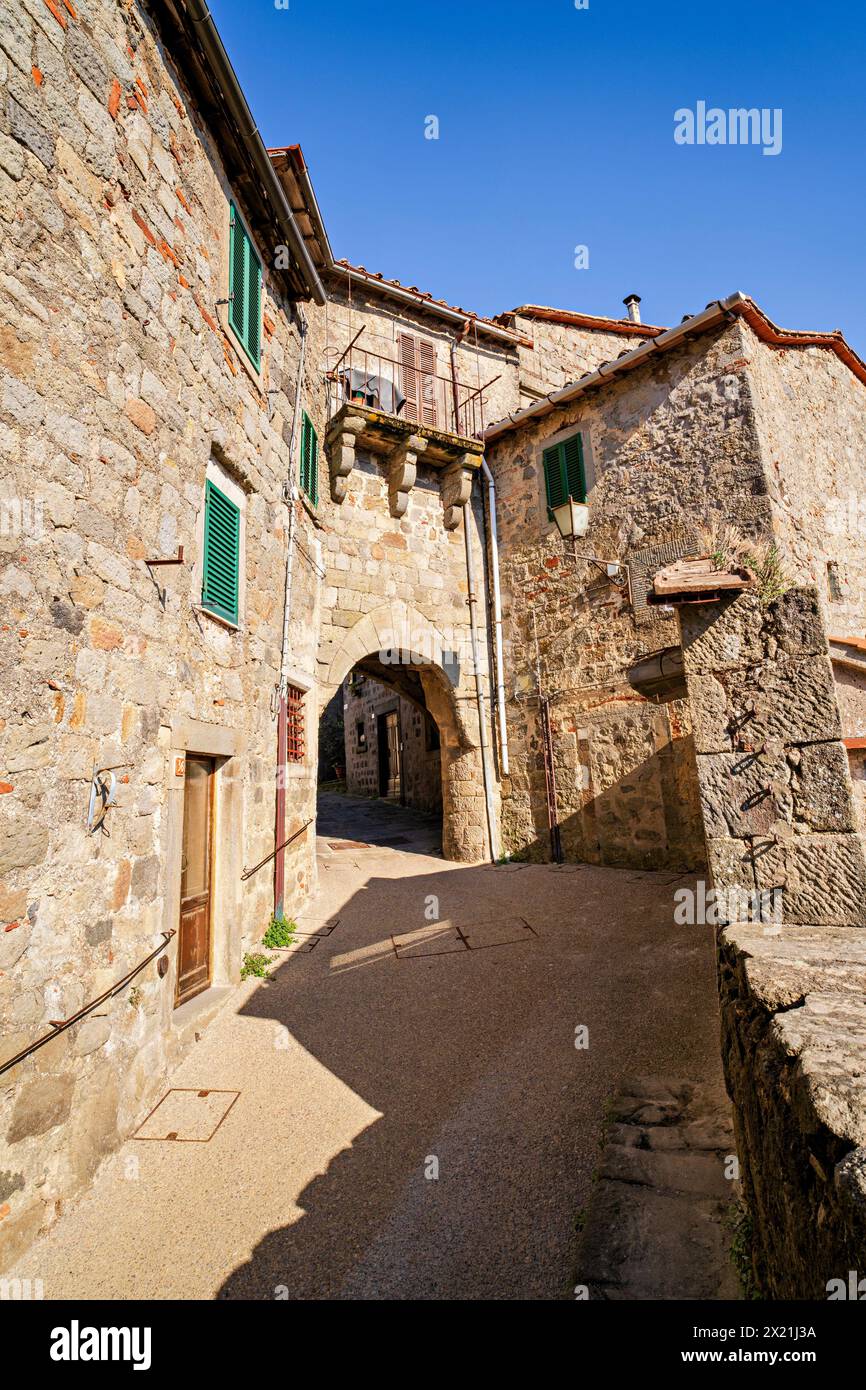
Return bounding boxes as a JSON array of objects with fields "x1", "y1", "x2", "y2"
[{"x1": 325, "y1": 402, "x2": 485, "y2": 528}]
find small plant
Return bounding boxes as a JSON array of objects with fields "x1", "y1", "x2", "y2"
[
  {"x1": 726, "y1": 1196, "x2": 761, "y2": 1299},
  {"x1": 128, "y1": 986, "x2": 143, "y2": 1009},
  {"x1": 262, "y1": 915, "x2": 297, "y2": 949},
  {"x1": 741, "y1": 540, "x2": 790, "y2": 607},
  {"x1": 241, "y1": 951, "x2": 273, "y2": 981},
  {"x1": 697, "y1": 523, "x2": 790, "y2": 607}
]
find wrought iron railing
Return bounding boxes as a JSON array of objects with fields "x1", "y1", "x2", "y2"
[{"x1": 326, "y1": 342, "x2": 490, "y2": 439}]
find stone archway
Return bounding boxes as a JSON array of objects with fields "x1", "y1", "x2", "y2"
[{"x1": 318, "y1": 602, "x2": 491, "y2": 862}]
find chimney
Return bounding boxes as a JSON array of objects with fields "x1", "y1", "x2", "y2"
[{"x1": 623, "y1": 294, "x2": 642, "y2": 324}]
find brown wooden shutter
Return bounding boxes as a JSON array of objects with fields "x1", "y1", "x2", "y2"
[
  {"x1": 399, "y1": 333, "x2": 419, "y2": 420},
  {"x1": 418, "y1": 339, "x2": 438, "y2": 427}
]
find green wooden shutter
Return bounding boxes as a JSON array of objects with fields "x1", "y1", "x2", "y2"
[
  {"x1": 300, "y1": 412, "x2": 319, "y2": 506},
  {"x1": 543, "y1": 433, "x2": 586, "y2": 517},
  {"x1": 202, "y1": 480, "x2": 240, "y2": 624},
  {"x1": 246, "y1": 242, "x2": 261, "y2": 367},
  {"x1": 228, "y1": 203, "x2": 262, "y2": 370},
  {"x1": 543, "y1": 443, "x2": 568, "y2": 512},
  {"x1": 229, "y1": 206, "x2": 246, "y2": 349},
  {"x1": 563, "y1": 433, "x2": 586, "y2": 502}
]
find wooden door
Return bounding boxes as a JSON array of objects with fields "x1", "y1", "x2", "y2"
[
  {"x1": 176, "y1": 755, "x2": 214, "y2": 1006},
  {"x1": 377, "y1": 711, "x2": 402, "y2": 800}
]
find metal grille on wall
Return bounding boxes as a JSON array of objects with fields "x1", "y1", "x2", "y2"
[
  {"x1": 286, "y1": 685, "x2": 305, "y2": 762},
  {"x1": 629, "y1": 532, "x2": 699, "y2": 627}
]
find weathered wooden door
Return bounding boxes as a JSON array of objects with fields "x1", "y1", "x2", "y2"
[
  {"x1": 176, "y1": 755, "x2": 214, "y2": 1006},
  {"x1": 377, "y1": 711, "x2": 402, "y2": 800}
]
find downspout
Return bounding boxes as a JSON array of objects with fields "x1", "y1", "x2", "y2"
[
  {"x1": 463, "y1": 496, "x2": 499, "y2": 861},
  {"x1": 274, "y1": 311, "x2": 308, "y2": 917},
  {"x1": 450, "y1": 321, "x2": 509, "y2": 779},
  {"x1": 479, "y1": 457, "x2": 509, "y2": 777}
]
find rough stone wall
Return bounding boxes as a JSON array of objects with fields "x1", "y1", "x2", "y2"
[
  {"x1": 0, "y1": 0, "x2": 324, "y2": 1272},
  {"x1": 511, "y1": 313, "x2": 655, "y2": 408},
  {"x1": 487, "y1": 319, "x2": 770, "y2": 868},
  {"x1": 681, "y1": 588, "x2": 866, "y2": 927},
  {"x1": 746, "y1": 326, "x2": 866, "y2": 640},
  {"x1": 680, "y1": 587, "x2": 866, "y2": 1297},
  {"x1": 343, "y1": 674, "x2": 442, "y2": 815}
]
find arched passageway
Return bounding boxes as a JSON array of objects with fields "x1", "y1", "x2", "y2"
[{"x1": 317, "y1": 604, "x2": 491, "y2": 862}]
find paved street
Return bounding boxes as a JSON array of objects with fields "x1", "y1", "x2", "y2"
[{"x1": 12, "y1": 795, "x2": 725, "y2": 1300}]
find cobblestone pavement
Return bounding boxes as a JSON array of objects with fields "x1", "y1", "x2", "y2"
[{"x1": 12, "y1": 794, "x2": 728, "y2": 1300}]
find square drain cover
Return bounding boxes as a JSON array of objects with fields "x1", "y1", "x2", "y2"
[
  {"x1": 461, "y1": 916, "x2": 536, "y2": 949},
  {"x1": 393, "y1": 924, "x2": 466, "y2": 958},
  {"x1": 133, "y1": 1088, "x2": 240, "y2": 1142},
  {"x1": 294, "y1": 915, "x2": 341, "y2": 938}
]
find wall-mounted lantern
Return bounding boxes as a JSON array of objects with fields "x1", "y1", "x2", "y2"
[
  {"x1": 551, "y1": 497, "x2": 590, "y2": 542},
  {"x1": 550, "y1": 496, "x2": 628, "y2": 589}
]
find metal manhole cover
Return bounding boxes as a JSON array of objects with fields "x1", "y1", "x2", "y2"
[{"x1": 133, "y1": 1088, "x2": 240, "y2": 1142}]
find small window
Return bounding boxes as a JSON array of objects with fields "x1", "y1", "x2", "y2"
[
  {"x1": 229, "y1": 203, "x2": 262, "y2": 370},
  {"x1": 542, "y1": 433, "x2": 586, "y2": 518},
  {"x1": 202, "y1": 479, "x2": 240, "y2": 624},
  {"x1": 286, "y1": 685, "x2": 305, "y2": 762},
  {"x1": 356, "y1": 720, "x2": 367, "y2": 750},
  {"x1": 425, "y1": 716, "x2": 440, "y2": 752},
  {"x1": 300, "y1": 411, "x2": 319, "y2": 506}
]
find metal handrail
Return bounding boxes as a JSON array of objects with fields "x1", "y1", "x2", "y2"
[
  {"x1": 0, "y1": 930, "x2": 175, "y2": 1078},
  {"x1": 241, "y1": 819, "x2": 313, "y2": 881}
]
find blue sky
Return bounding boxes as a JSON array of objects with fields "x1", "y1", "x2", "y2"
[{"x1": 210, "y1": 0, "x2": 866, "y2": 350}]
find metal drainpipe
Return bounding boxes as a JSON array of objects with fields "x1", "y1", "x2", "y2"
[
  {"x1": 479, "y1": 456, "x2": 509, "y2": 777},
  {"x1": 274, "y1": 311, "x2": 308, "y2": 918},
  {"x1": 463, "y1": 496, "x2": 499, "y2": 862}
]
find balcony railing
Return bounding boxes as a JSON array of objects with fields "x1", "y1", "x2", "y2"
[{"x1": 326, "y1": 343, "x2": 492, "y2": 440}]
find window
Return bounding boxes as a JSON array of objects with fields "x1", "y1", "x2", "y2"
[
  {"x1": 542, "y1": 432, "x2": 586, "y2": 518},
  {"x1": 286, "y1": 685, "x2": 305, "y2": 762},
  {"x1": 202, "y1": 479, "x2": 240, "y2": 624},
  {"x1": 425, "y1": 716, "x2": 440, "y2": 752},
  {"x1": 300, "y1": 411, "x2": 319, "y2": 506},
  {"x1": 228, "y1": 203, "x2": 262, "y2": 370},
  {"x1": 356, "y1": 720, "x2": 367, "y2": 750}
]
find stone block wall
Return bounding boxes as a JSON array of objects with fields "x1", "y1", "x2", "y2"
[
  {"x1": 679, "y1": 587, "x2": 866, "y2": 1297},
  {"x1": 509, "y1": 311, "x2": 656, "y2": 410},
  {"x1": 746, "y1": 324, "x2": 866, "y2": 640},
  {"x1": 680, "y1": 588, "x2": 866, "y2": 927}
]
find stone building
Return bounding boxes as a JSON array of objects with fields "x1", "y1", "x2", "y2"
[
  {"x1": 3, "y1": 0, "x2": 866, "y2": 1288},
  {"x1": 483, "y1": 295, "x2": 866, "y2": 868},
  {"x1": 0, "y1": 0, "x2": 330, "y2": 1268},
  {"x1": 342, "y1": 672, "x2": 442, "y2": 816}
]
